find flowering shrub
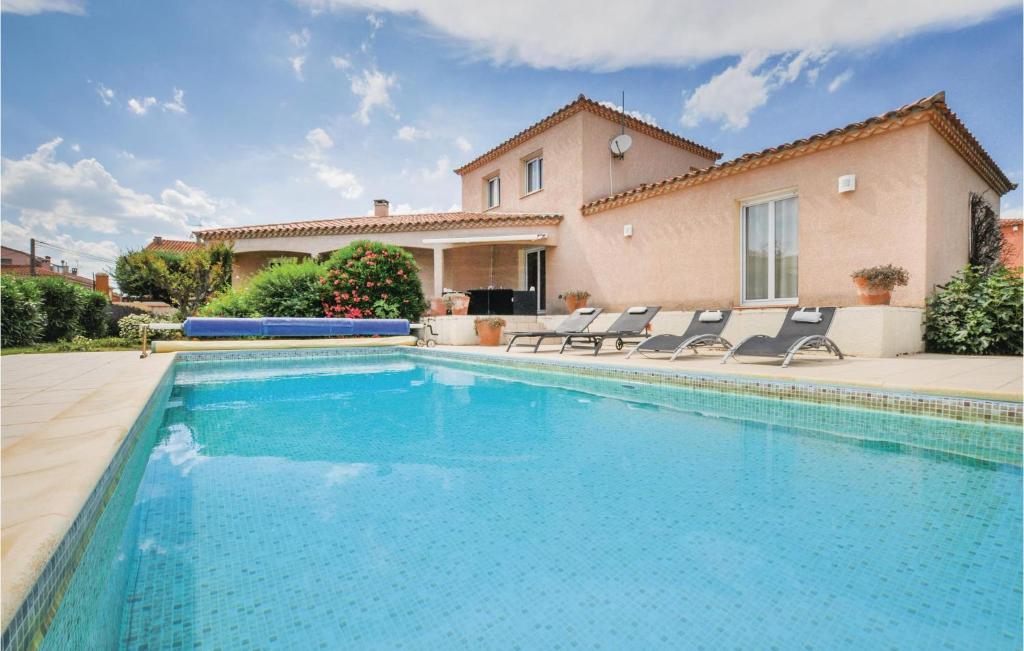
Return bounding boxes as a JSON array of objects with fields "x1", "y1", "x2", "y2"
[
  {"x1": 117, "y1": 314, "x2": 179, "y2": 342},
  {"x1": 319, "y1": 241, "x2": 427, "y2": 321}
]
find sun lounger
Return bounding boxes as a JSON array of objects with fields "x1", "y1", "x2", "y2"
[
  {"x1": 505, "y1": 307, "x2": 604, "y2": 352},
  {"x1": 721, "y1": 307, "x2": 843, "y2": 367},
  {"x1": 559, "y1": 306, "x2": 661, "y2": 355},
  {"x1": 626, "y1": 309, "x2": 732, "y2": 360}
]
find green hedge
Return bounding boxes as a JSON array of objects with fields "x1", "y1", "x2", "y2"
[
  {"x1": 0, "y1": 275, "x2": 110, "y2": 346},
  {"x1": 924, "y1": 265, "x2": 1023, "y2": 355},
  {"x1": 1, "y1": 275, "x2": 46, "y2": 347},
  {"x1": 246, "y1": 259, "x2": 324, "y2": 317}
]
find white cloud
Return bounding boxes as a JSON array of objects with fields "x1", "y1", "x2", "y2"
[
  {"x1": 416, "y1": 156, "x2": 451, "y2": 181},
  {"x1": 292, "y1": 0, "x2": 1015, "y2": 71},
  {"x1": 305, "y1": 127, "x2": 334, "y2": 150},
  {"x1": 454, "y1": 136, "x2": 472, "y2": 153},
  {"x1": 1001, "y1": 206, "x2": 1022, "y2": 221},
  {"x1": 162, "y1": 87, "x2": 187, "y2": 113},
  {"x1": 349, "y1": 68, "x2": 398, "y2": 124},
  {"x1": 396, "y1": 125, "x2": 430, "y2": 141},
  {"x1": 290, "y1": 55, "x2": 307, "y2": 80},
  {"x1": 1, "y1": 139, "x2": 237, "y2": 248},
  {"x1": 127, "y1": 96, "x2": 157, "y2": 115},
  {"x1": 681, "y1": 50, "x2": 829, "y2": 130},
  {"x1": 1, "y1": 220, "x2": 119, "y2": 277},
  {"x1": 289, "y1": 27, "x2": 312, "y2": 48},
  {"x1": 310, "y1": 162, "x2": 363, "y2": 198},
  {"x1": 2, "y1": 0, "x2": 84, "y2": 15},
  {"x1": 330, "y1": 55, "x2": 352, "y2": 69},
  {"x1": 95, "y1": 82, "x2": 115, "y2": 106},
  {"x1": 70, "y1": 143, "x2": 81, "y2": 152},
  {"x1": 366, "y1": 12, "x2": 383, "y2": 30},
  {"x1": 160, "y1": 181, "x2": 219, "y2": 219},
  {"x1": 828, "y1": 69, "x2": 854, "y2": 93},
  {"x1": 597, "y1": 100, "x2": 658, "y2": 126},
  {"x1": 295, "y1": 129, "x2": 361, "y2": 197}
]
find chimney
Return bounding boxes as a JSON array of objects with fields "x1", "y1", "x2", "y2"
[
  {"x1": 373, "y1": 199, "x2": 389, "y2": 217},
  {"x1": 95, "y1": 273, "x2": 111, "y2": 297},
  {"x1": 153, "y1": 236, "x2": 163, "y2": 244}
]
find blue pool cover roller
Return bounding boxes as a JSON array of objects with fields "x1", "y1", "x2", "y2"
[{"x1": 182, "y1": 317, "x2": 410, "y2": 338}]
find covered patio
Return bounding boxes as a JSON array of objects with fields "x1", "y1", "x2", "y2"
[{"x1": 199, "y1": 205, "x2": 562, "y2": 316}]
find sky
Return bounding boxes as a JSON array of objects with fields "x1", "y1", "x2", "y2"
[{"x1": 2, "y1": 0, "x2": 1022, "y2": 276}]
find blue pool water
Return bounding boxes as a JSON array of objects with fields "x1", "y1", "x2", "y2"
[{"x1": 41, "y1": 354, "x2": 1022, "y2": 649}]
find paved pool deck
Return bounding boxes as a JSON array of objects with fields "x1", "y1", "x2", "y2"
[
  {"x1": 0, "y1": 351, "x2": 174, "y2": 630},
  {"x1": 1, "y1": 347, "x2": 1021, "y2": 631},
  {"x1": 449, "y1": 345, "x2": 1024, "y2": 402}
]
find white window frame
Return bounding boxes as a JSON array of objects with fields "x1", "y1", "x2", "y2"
[
  {"x1": 486, "y1": 175, "x2": 500, "y2": 209},
  {"x1": 739, "y1": 191, "x2": 799, "y2": 306},
  {"x1": 524, "y1": 155, "x2": 543, "y2": 195}
]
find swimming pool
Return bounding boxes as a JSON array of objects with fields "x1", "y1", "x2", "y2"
[{"x1": 33, "y1": 350, "x2": 1023, "y2": 649}]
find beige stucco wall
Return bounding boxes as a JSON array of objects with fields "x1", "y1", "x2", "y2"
[
  {"x1": 579, "y1": 111, "x2": 717, "y2": 204},
  {"x1": 458, "y1": 111, "x2": 719, "y2": 312},
  {"x1": 459, "y1": 115, "x2": 583, "y2": 215},
  {"x1": 556, "y1": 122, "x2": 943, "y2": 312},
  {"x1": 924, "y1": 127, "x2": 997, "y2": 291}
]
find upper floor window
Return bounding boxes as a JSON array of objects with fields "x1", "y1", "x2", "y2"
[
  {"x1": 525, "y1": 155, "x2": 543, "y2": 194},
  {"x1": 486, "y1": 176, "x2": 500, "y2": 209}
]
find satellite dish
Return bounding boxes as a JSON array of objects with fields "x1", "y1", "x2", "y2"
[{"x1": 610, "y1": 134, "x2": 632, "y2": 158}]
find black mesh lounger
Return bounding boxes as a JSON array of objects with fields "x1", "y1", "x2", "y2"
[
  {"x1": 504, "y1": 307, "x2": 604, "y2": 352},
  {"x1": 626, "y1": 309, "x2": 733, "y2": 360},
  {"x1": 559, "y1": 306, "x2": 662, "y2": 355},
  {"x1": 721, "y1": 307, "x2": 844, "y2": 367}
]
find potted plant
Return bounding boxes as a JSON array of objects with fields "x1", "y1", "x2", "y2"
[
  {"x1": 559, "y1": 289, "x2": 591, "y2": 313},
  {"x1": 442, "y1": 291, "x2": 470, "y2": 315},
  {"x1": 851, "y1": 264, "x2": 909, "y2": 305},
  {"x1": 474, "y1": 316, "x2": 507, "y2": 346}
]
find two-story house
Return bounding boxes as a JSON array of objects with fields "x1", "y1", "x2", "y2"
[{"x1": 195, "y1": 91, "x2": 1014, "y2": 353}]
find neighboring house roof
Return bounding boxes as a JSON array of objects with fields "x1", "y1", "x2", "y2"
[
  {"x1": 454, "y1": 94, "x2": 722, "y2": 176},
  {"x1": 1, "y1": 265, "x2": 94, "y2": 288},
  {"x1": 146, "y1": 237, "x2": 202, "y2": 253},
  {"x1": 195, "y1": 212, "x2": 563, "y2": 240},
  {"x1": 1000, "y1": 218, "x2": 1023, "y2": 225},
  {"x1": 582, "y1": 92, "x2": 1017, "y2": 216}
]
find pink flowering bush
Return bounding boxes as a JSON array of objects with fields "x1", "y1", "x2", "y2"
[{"x1": 319, "y1": 240, "x2": 427, "y2": 321}]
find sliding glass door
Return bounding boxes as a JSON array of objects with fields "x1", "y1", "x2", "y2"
[{"x1": 742, "y1": 195, "x2": 798, "y2": 304}]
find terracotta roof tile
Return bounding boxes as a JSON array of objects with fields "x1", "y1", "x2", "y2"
[
  {"x1": 582, "y1": 92, "x2": 1017, "y2": 215},
  {"x1": 1, "y1": 266, "x2": 94, "y2": 288},
  {"x1": 145, "y1": 238, "x2": 202, "y2": 253},
  {"x1": 454, "y1": 94, "x2": 721, "y2": 176},
  {"x1": 195, "y1": 211, "x2": 563, "y2": 241}
]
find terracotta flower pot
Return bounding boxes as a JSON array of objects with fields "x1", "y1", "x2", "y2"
[
  {"x1": 428, "y1": 297, "x2": 446, "y2": 316},
  {"x1": 854, "y1": 277, "x2": 892, "y2": 305},
  {"x1": 476, "y1": 321, "x2": 504, "y2": 346},
  {"x1": 564, "y1": 295, "x2": 589, "y2": 313},
  {"x1": 448, "y1": 295, "x2": 470, "y2": 315}
]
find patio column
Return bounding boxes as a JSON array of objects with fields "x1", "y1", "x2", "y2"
[{"x1": 432, "y1": 247, "x2": 444, "y2": 298}]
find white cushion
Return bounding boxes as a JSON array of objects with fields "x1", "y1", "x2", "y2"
[
  {"x1": 627, "y1": 306, "x2": 649, "y2": 314},
  {"x1": 698, "y1": 310, "x2": 723, "y2": 323},
  {"x1": 577, "y1": 307, "x2": 596, "y2": 314},
  {"x1": 791, "y1": 310, "x2": 822, "y2": 324}
]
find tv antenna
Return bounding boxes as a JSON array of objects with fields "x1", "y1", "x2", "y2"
[{"x1": 609, "y1": 91, "x2": 632, "y2": 158}]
